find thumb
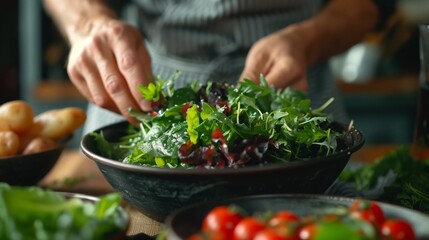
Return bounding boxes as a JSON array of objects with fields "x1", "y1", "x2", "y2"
[{"x1": 239, "y1": 53, "x2": 271, "y2": 84}]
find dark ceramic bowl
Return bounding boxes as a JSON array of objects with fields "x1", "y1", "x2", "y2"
[
  {"x1": 164, "y1": 194, "x2": 429, "y2": 240},
  {"x1": 81, "y1": 121, "x2": 364, "y2": 222},
  {"x1": 0, "y1": 135, "x2": 72, "y2": 186}
]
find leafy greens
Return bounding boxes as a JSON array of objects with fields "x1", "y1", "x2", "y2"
[
  {"x1": 94, "y1": 75, "x2": 347, "y2": 168},
  {"x1": 0, "y1": 183, "x2": 128, "y2": 240},
  {"x1": 339, "y1": 146, "x2": 429, "y2": 214}
]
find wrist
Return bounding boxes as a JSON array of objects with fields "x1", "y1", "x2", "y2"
[
  {"x1": 280, "y1": 22, "x2": 319, "y2": 68},
  {"x1": 64, "y1": 3, "x2": 118, "y2": 44}
]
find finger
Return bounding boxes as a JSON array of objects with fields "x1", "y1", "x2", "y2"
[
  {"x1": 289, "y1": 77, "x2": 308, "y2": 91},
  {"x1": 80, "y1": 57, "x2": 120, "y2": 114},
  {"x1": 239, "y1": 51, "x2": 271, "y2": 83},
  {"x1": 126, "y1": 43, "x2": 153, "y2": 111},
  {"x1": 67, "y1": 61, "x2": 93, "y2": 103},
  {"x1": 88, "y1": 34, "x2": 138, "y2": 122},
  {"x1": 265, "y1": 62, "x2": 308, "y2": 91},
  {"x1": 107, "y1": 24, "x2": 153, "y2": 112}
]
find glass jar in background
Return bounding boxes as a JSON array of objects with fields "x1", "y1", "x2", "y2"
[{"x1": 411, "y1": 24, "x2": 429, "y2": 160}]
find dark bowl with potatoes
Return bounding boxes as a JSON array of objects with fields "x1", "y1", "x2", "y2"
[
  {"x1": 0, "y1": 100, "x2": 86, "y2": 186},
  {"x1": 0, "y1": 135, "x2": 72, "y2": 186}
]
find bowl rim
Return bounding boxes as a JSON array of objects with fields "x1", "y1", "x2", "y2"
[{"x1": 80, "y1": 121, "x2": 365, "y2": 176}]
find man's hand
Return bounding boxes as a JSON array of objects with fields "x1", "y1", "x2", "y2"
[
  {"x1": 240, "y1": 27, "x2": 309, "y2": 91},
  {"x1": 67, "y1": 18, "x2": 153, "y2": 123},
  {"x1": 240, "y1": 0, "x2": 378, "y2": 91}
]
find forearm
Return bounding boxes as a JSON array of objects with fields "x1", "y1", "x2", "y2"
[
  {"x1": 290, "y1": 0, "x2": 379, "y2": 66},
  {"x1": 43, "y1": 0, "x2": 117, "y2": 44}
]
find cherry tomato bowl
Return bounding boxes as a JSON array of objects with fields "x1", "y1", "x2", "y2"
[
  {"x1": 81, "y1": 121, "x2": 364, "y2": 222},
  {"x1": 164, "y1": 194, "x2": 429, "y2": 240}
]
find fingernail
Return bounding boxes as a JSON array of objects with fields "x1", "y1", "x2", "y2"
[{"x1": 140, "y1": 99, "x2": 152, "y2": 111}]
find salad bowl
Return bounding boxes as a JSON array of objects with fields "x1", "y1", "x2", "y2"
[
  {"x1": 81, "y1": 77, "x2": 365, "y2": 221},
  {"x1": 81, "y1": 120, "x2": 364, "y2": 222}
]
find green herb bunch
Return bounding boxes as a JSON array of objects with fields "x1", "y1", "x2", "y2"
[
  {"x1": 340, "y1": 146, "x2": 429, "y2": 213},
  {"x1": 94, "y1": 75, "x2": 342, "y2": 168}
]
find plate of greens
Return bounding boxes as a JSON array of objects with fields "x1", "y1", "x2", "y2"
[{"x1": 0, "y1": 183, "x2": 129, "y2": 240}]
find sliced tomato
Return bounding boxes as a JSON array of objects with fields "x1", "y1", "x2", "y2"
[
  {"x1": 381, "y1": 219, "x2": 417, "y2": 240},
  {"x1": 202, "y1": 205, "x2": 243, "y2": 238}
]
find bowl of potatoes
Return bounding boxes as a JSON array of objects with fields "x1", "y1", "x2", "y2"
[{"x1": 0, "y1": 100, "x2": 86, "y2": 186}]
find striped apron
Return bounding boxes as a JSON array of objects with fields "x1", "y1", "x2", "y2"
[{"x1": 84, "y1": 0, "x2": 348, "y2": 134}]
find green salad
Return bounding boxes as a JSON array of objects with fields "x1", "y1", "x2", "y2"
[
  {"x1": 0, "y1": 183, "x2": 128, "y2": 240},
  {"x1": 93, "y1": 75, "x2": 352, "y2": 168}
]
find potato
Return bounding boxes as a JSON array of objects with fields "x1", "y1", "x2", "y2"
[
  {"x1": 22, "y1": 137, "x2": 57, "y2": 155},
  {"x1": 0, "y1": 100, "x2": 34, "y2": 133},
  {"x1": 0, "y1": 118, "x2": 10, "y2": 131},
  {"x1": 18, "y1": 121, "x2": 43, "y2": 152},
  {"x1": 0, "y1": 130, "x2": 20, "y2": 157},
  {"x1": 35, "y1": 107, "x2": 86, "y2": 140}
]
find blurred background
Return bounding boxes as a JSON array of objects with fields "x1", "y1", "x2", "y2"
[{"x1": 0, "y1": 1, "x2": 426, "y2": 147}]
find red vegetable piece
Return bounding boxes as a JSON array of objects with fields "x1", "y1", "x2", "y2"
[
  {"x1": 233, "y1": 217, "x2": 266, "y2": 240},
  {"x1": 381, "y1": 219, "x2": 417, "y2": 240},
  {"x1": 181, "y1": 102, "x2": 191, "y2": 117},
  {"x1": 349, "y1": 200, "x2": 386, "y2": 229},
  {"x1": 202, "y1": 206, "x2": 243, "y2": 238},
  {"x1": 269, "y1": 211, "x2": 300, "y2": 227},
  {"x1": 254, "y1": 228, "x2": 294, "y2": 240},
  {"x1": 212, "y1": 129, "x2": 226, "y2": 143}
]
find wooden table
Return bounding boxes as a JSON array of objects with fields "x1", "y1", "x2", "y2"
[{"x1": 39, "y1": 145, "x2": 399, "y2": 237}]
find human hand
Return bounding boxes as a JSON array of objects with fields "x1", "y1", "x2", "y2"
[
  {"x1": 239, "y1": 26, "x2": 310, "y2": 91},
  {"x1": 67, "y1": 16, "x2": 153, "y2": 124}
]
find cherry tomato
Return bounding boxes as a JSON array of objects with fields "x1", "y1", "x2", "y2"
[
  {"x1": 349, "y1": 200, "x2": 386, "y2": 228},
  {"x1": 254, "y1": 228, "x2": 293, "y2": 240},
  {"x1": 381, "y1": 219, "x2": 417, "y2": 240},
  {"x1": 268, "y1": 211, "x2": 300, "y2": 227},
  {"x1": 298, "y1": 224, "x2": 317, "y2": 240},
  {"x1": 202, "y1": 206, "x2": 242, "y2": 238},
  {"x1": 233, "y1": 217, "x2": 266, "y2": 240}
]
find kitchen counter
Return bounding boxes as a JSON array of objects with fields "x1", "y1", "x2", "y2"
[{"x1": 38, "y1": 145, "x2": 400, "y2": 237}]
